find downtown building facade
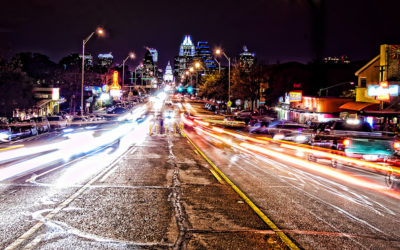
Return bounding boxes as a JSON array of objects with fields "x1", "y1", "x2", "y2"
[
  {"x1": 174, "y1": 35, "x2": 219, "y2": 84},
  {"x1": 174, "y1": 35, "x2": 196, "y2": 82}
]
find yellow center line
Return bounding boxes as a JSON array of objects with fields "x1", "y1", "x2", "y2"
[
  {"x1": 182, "y1": 131, "x2": 300, "y2": 250},
  {"x1": 0, "y1": 145, "x2": 24, "y2": 151}
]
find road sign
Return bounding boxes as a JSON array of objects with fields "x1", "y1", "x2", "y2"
[{"x1": 227, "y1": 100, "x2": 232, "y2": 107}]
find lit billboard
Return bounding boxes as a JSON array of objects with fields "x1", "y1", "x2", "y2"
[{"x1": 289, "y1": 91, "x2": 302, "y2": 102}]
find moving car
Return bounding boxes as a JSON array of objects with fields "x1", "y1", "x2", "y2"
[{"x1": 262, "y1": 122, "x2": 309, "y2": 141}]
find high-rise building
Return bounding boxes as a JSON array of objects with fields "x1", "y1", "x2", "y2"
[
  {"x1": 179, "y1": 35, "x2": 195, "y2": 56},
  {"x1": 239, "y1": 46, "x2": 255, "y2": 69},
  {"x1": 195, "y1": 41, "x2": 216, "y2": 71},
  {"x1": 79, "y1": 54, "x2": 93, "y2": 67},
  {"x1": 174, "y1": 35, "x2": 196, "y2": 81},
  {"x1": 97, "y1": 53, "x2": 113, "y2": 67},
  {"x1": 148, "y1": 48, "x2": 158, "y2": 63},
  {"x1": 163, "y1": 61, "x2": 174, "y2": 83}
]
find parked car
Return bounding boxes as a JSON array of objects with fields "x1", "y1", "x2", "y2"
[
  {"x1": 0, "y1": 124, "x2": 12, "y2": 142},
  {"x1": 69, "y1": 116, "x2": 88, "y2": 128},
  {"x1": 9, "y1": 120, "x2": 38, "y2": 138},
  {"x1": 30, "y1": 117, "x2": 50, "y2": 133},
  {"x1": 47, "y1": 116, "x2": 68, "y2": 129}
]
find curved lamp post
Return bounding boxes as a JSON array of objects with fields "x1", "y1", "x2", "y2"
[
  {"x1": 122, "y1": 52, "x2": 135, "y2": 97},
  {"x1": 81, "y1": 27, "x2": 105, "y2": 115}
]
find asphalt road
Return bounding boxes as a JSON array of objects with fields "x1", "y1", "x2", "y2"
[
  {"x1": 183, "y1": 100, "x2": 400, "y2": 249},
  {"x1": 0, "y1": 100, "x2": 284, "y2": 249}
]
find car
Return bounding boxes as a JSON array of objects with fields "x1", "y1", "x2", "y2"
[
  {"x1": 30, "y1": 117, "x2": 50, "y2": 133},
  {"x1": 261, "y1": 122, "x2": 309, "y2": 141},
  {"x1": 248, "y1": 121, "x2": 270, "y2": 133},
  {"x1": 107, "y1": 107, "x2": 127, "y2": 114},
  {"x1": 47, "y1": 116, "x2": 68, "y2": 129},
  {"x1": 9, "y1": 120, "x2": 38, "y2": 138},
  {"x1": 68, "y1": 116, "x2": 88, "y2": 128},
  {"x1": 0, "y1": 124, "x2": 12, "y2": 142}
]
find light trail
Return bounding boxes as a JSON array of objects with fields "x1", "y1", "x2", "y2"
[
  {"x1": 189, "y1": 123, "x2": 400, "y2": 200},
  {"x1": 240, "y1": 142, "x2": 400, "y2": 200}
]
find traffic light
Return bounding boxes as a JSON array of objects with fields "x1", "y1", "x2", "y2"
[
  {"x1": 187, "y1": 86, "x2": 193, "y2": 93},
  {"x1": 178, "y1": 86, "x2": 183, "y2": 92}
]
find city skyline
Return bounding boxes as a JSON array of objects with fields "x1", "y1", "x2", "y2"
[{"x1": 2, "y1": 0, "x2": 400, "y2": 69}]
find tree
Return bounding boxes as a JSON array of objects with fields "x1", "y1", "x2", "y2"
[
  {"x1": 0, "y1": 57, "x2": 35, "y2": 116},
  {"x1": 11, "y1": 52, "x2": 58, "y2": 86},
  {"x1": 198, "y1": 71, "x2": 228, "y2": 101},
  {"x1": 231, "y1": 64, "x2": 269, "y2": 110}
]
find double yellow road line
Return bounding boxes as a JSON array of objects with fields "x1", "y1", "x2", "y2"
[{"x1": 182, "y1": 131, "x2": 300, "y2": 250}]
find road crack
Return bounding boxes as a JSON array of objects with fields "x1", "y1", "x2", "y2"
[{"x1": 168, "y1": 137, "x2": 191, "y2": 249}]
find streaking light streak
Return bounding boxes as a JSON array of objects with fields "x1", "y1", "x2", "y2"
[{"x1": 240, "y1": 142, "x2": 400, "y2": 200}]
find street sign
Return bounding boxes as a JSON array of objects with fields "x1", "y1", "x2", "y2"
[{"x1": 227, "y1": 100, "x2": 232, "y2": 107}]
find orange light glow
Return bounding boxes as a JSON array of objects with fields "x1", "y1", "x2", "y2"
[
  {"x1": 343, "y1": 139, "x2": 351, "y2": 147},
  {"x1": 110, "y1": 71, "x2": 121, "y2": 90},
  {"x1": 240, "y1": 142, "x2": 400, "y2": 200},
  {"x1": 394, "y1": 141, "x2": 400, "y2": 150},
  {"x1": 380, "y1": 81, "x2": 389, "y2": 88},
  {"x1": 180, "y1": 113, "x2": 194, "y2": 127},
  {"x1": 280, "y1": 143, "x2": 400, "y2": 175},
  {"x1": 194, "y1": 119, "x2": 210, "y2": 126}
]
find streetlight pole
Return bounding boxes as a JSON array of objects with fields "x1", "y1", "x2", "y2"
[
  {"x1": 81, "y1": 27, "x2": 104, "y2": 116},
  {"x1": 214, "y1": 57, "x2": 221, "y2": 73},
  {"x1": 318, "y1": 81, "x2": 354, "y2": 96},
  {"x1": 215, "y1": 49, "x2": 231, "y2": 101},
  {"x1": 122, "y1": 52, "x2": 135, "y2": 99}
]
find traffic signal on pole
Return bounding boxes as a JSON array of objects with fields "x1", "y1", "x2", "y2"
[
  {"x1": 187, "y1": 86, "x2": 193, "y2": 93},
  {"x1": 178, "y1": 86, "x2": 183, "y2": 92}
]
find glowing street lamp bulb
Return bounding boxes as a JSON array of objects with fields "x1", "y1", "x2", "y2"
[
  {"x1": 189, "y1": 67, "x2": 194, "y2": 72},
  {"x1": 129, "y1": 52, "x2": 135, "y2": 59},
  {"x1": 96, "y1": 27, "x2": 105, "y2": 36},
  {"x1": 185, "y1": 71, "x2": 189, "y2": 75},
  {"x1": 215, "y1": 49, "x2": 221, "y2": 55},
  {"x1": 195, "y1": 62, "x2": 200, "y2": 68}
]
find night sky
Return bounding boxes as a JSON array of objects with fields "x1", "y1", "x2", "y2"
[{"x1": 1, "y1": 0, "x2": 400, "y2": 70}]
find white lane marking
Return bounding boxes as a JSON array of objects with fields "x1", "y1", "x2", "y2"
[{"x1": 5, "y1": 144, "x2": 137, "y2": 250}]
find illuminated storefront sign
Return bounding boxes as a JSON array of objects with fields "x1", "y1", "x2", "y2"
[
  {"x1": 52, "y1": 88, "x2": 59, "y2": 101},
  {"x1": 367, "y1": 82, "x2": 398, "y2": 101},
  {"x1": 110, "y1": 71, "x2": 121, "y2": 90},
  {"x1": 289, "y1": 91, "x2": 302, "y2": 102}
]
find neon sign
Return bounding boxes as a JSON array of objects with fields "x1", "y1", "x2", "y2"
[
  {"x1": 289, "y1": 91, "x2": 302, "y2": 102},
  {"x1": 368, "y1": 84, "x2": 398, "y2": 101},
  {"x1": 110, "y1": 71, "x2": 121, "y2": 90}
]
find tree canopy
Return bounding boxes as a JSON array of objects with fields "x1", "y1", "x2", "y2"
[{"x1": 0, "y1": 57, "x2": 35, "y2": 116}]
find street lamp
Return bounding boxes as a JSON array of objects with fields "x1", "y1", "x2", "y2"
[
  {"x1": 318, "y1": 81, "x2": 354, "y2": 96},
  {"x1": 122, "y1": 52, "x2": 135, "y2": 96},
  {"x1": 215, "y1": 48, "x2": 231, "y2": 103},
  {"x1": 81, "y1": 27, "x2": 105, "y2": 115},
  {"x1": 214, "y1": 57, "x2": 221, "y2": 73}
]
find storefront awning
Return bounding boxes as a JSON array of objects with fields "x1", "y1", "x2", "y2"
[
  {"x1": 339, "y1": 102, "x2": 378, "y2": 111},
  {"x1": 35, "y1": 99, "x2": 52, "y2": 108}
]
